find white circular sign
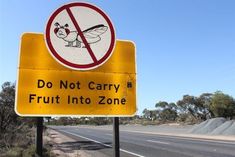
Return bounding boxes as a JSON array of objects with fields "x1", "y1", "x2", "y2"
[{"x1": 45, "y1": 2, "x2": 116, "y2": 70}]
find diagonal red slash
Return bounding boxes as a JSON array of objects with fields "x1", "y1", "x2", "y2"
[{"x1": 66, "y1": 7, "x2": 98, "y2": 63}]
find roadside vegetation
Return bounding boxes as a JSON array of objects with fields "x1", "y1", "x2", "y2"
[
  {"x1": 0, "y1": 82, "x2": 52, "y2": 156},
  {"x1": 142, "y1": 92, "x2": 235, "y2": 124}
]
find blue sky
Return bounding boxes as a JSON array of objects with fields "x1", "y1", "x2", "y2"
[{"x1": 0, "y1": 0, "x2": 235, "y2": 114}]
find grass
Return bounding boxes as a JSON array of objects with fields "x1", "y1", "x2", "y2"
[
  {"x1": 1, "y1": 126, "x2": 56, "y2": 157},
  {"x1": 2, "y1": 145, "x2": 54, "y2": 157}
]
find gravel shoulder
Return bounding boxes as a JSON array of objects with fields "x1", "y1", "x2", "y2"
[
  {"x1": 44, "y1": 128, "x2": 87, "y2": 157},
  {"x1": 45, "y1": 128, "x2": 110, "y2": 157}
]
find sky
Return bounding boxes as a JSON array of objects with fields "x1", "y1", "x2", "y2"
[{"x1": 0, "y1": 0, "x2": 235, "y2": 114}]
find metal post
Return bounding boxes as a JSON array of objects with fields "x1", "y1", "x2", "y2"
[
  {"x1": 113, "y1": 117, "x2": 120, "y2": 157},
  {"x1": 36, "y1": 117, "x2": 43, "y2": 157}
]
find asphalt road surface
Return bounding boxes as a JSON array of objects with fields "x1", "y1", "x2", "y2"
[{"x1": 49, "y1": 126, "x2": 235, "y2": 157}]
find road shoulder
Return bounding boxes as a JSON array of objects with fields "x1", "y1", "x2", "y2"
[{"x1": 44, "y1": 128, "x2": 87, "y2": 157}]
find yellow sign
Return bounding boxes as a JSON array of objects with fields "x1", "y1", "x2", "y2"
[{"x1": 15, "y1": 33, "x2": 136, "y2": 116}]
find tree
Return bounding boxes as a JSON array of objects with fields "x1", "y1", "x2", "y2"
[
  {"x1": 155, "y1": 101, "x2": 178, "y2": 121},
  {"x1": 142, "y1": 108, "x2": 159, "y2": 120},
  {"x1": 0, "y1": 82, "x2": 17, "y2": 132},
  {"x1": 149, "y1": 110, "x2": 159, "y2": 120},
  {"x1": 142, "y1": 108, "x2": 151, "y2": 119},
  {"x1": 155, "y1": 101, "x2": 178, "y2": 111},
  {"x1": 177, "y1": 94, "x2": 210, "y2": 121},
  {"x1": 155, "y1": 101, "x2": 168, "y2": 109},
  {"x1": 210, "y1": 91, "x2": 235, "y2": 119},
  {"x1": 159, "y1": 108, "x2": 178, "y2": 121},
  {"x1": 197, "y1": 93, "x2": 213, "y2": 118}
]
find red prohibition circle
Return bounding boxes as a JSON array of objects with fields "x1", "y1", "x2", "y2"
[{"x1": 45, "y1": 2, "x2": 115, "y2": 70}]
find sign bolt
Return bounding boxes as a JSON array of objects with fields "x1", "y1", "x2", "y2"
[{"x1": 127, "y1": 82, "x2": 132, "y2": 88}]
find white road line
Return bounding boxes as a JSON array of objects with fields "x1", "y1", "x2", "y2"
[
  {"x1": 60, "y1": 130, "x2": 145, "y2": 157},
  {"x1": 147, "y1": 140, "x2": 170, "y2": 145}
]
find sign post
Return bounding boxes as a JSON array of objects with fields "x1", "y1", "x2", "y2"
[
  {"x1": 113, "y1": 117, "x2": 120, "y2": 157},
  {"x1": 36, "y1": 117, "x2": 43, "y2": 157},
  {"x1": 15, "y1": 2, "x2": 136, "y2": 156}
]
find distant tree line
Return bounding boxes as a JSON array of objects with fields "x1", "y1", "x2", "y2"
[
  {"x1": 142, "y1": 92, "x2": 235, "y2": 123},
  {"x1": 46, "y1": 116, "x2": 142, "y2": 126}
]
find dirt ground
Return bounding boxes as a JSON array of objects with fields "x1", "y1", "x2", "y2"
[
  {"x1": 44, "y1": 129, "x2": 86, "y2": 157},
  {"x1": 44, "y1": 128, "x2": 109, "y2": 157}
]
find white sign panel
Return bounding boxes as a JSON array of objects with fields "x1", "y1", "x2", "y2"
[{"x1": 45, "y1": 2, "x2": 116, "y2": 70}]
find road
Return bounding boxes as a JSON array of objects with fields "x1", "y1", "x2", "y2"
[{"x1": 49, "y1": 126, "x2": 235, "y2": 157}]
